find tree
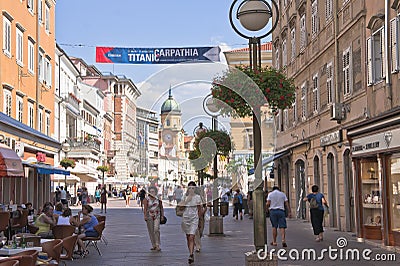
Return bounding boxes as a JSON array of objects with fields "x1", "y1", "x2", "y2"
[
  {"x1": 60, "y1": 158, "x2": 76, "y2": 169},
  {"x1": 97, "y1": 165, "x2": 109, "y2": 186}
]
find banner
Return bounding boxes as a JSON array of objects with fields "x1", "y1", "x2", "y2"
[{"x1": 96, "y1": 46, "x2": 221, "y2": 64}]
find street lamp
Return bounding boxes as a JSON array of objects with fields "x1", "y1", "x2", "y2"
[
  {"x1": 61, "y1": 140, "x2": 71, "y2": 188},
  {"x1": 229, "y1": 0, "x2": 279, "y2": 252}
]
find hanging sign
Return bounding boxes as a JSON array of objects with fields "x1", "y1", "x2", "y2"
[{"x1": 96, "y1": 46, "x2": 221, "y2": 64}]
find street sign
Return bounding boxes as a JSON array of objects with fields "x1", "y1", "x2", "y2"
[{"x1": 96, "y1": 46, "x2": 221, "y2": 64}]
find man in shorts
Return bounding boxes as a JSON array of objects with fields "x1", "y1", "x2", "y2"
[{"x1": 266, "y1": 186, "x2": 291, "y2": 247}]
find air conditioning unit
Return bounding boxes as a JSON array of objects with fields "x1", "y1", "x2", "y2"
[{"x1": 330, "y1": 103, "x2": 343, "y2": 120}]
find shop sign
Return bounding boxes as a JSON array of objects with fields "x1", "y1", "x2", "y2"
[
  {"x1": 14, "y1": 141, "x2": 24, "y2": 157},
  {"x1": 320, "y1": 130, "x2": 342, "y2": 146},
  {"x1": 36, "y1": 152, "x2": 46, "y2": 162},
  {"x1": 352, "y1": 128, "x2": 400, "y2": 155}
]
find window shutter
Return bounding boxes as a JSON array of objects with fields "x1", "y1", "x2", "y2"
[
  {"x1": 282, "y1": 39, "x2": 287, "y2": 67},
  {"x1": 366, "y1": 37, "x2": 373, "y2": 86},
  {"x1": 390, "y1": 18, "x2": 399, "y2": 73},
  {"x1": 380, "y1": 28, "x2": 386, "y2": 78}
]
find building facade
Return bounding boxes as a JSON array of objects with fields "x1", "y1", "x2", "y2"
[
  {"x1": 272, "y1": 0, "x2": 400, "y2": 247},
  {"x1": 0, "y1": 0, "x2": 61, "y2": 208}
]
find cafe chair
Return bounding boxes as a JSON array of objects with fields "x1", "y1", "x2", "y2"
[
  {"x1": 60, "y1": 235, "x2": 78, "y2": 264},
  {"x1": 10, "y1": 210, "x2": 29, "y2": 235},
  {"x1": 40, "y1": 239, "x2": 63, "y2": 265},
  {"x1": 15, "y1": 233, "x2": 41, "y2": 247},
  {"x1": 82, "y1": 221, "x2": 105, "y2": 256},
  {"x1": 0, "y1": 259, "x2": 19, "y2": 266},
  {"x1": 93, "y1": 215, "x2": 107, "y2": 245},
  {"x1": 52, "y1": 225, "x2": 75, "y2": 239},
  {"x1": 13, "y1": 250, "x2": 39, "y2": 266},
  {"x1": 26, "y1": 224, "x2": 38, "y2": 235},
  {"x1": 0, "y1": 212, "x2": 10, "y2": 238}
]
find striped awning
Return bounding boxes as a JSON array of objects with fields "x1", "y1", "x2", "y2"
[{"x1": 0, "y1": 144, "x2": 24, "y2": 178}]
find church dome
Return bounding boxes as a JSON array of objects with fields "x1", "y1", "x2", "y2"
[{"x1": 161, "y1": 88, "x2": 181, "y2": 114}]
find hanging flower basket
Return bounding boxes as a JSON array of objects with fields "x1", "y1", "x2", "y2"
[
  {"x1": 211, "y1": 65, "x2": 296, "y2": 117},
  {"x1": 189, "y1": 130, "x2": 232, "y2": 160},
  {"x1": 60, "y1": 158, "x2": 76, "y2": 169}
]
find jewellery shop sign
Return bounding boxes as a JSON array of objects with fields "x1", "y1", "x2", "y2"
[{"x1": 352, "y1": 129, "x2": 398, "y2": 156}]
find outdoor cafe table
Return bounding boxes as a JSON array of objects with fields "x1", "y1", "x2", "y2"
[{"x1": 0, "y1": 246, "x2": 42, "y2": 256}]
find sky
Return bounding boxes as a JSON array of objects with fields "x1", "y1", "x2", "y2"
[{"x1": 55, "y1": 0, "x2": 273, "y2": 134}]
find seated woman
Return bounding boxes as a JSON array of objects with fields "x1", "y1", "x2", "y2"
[
  {"x1": 54, "y1": 202, "x2": 63, "y2": 216},
  {"x1": 71, "y1": 204, "x2": 98, "y2": 257},
  {"x1": 57, "y1": 207, "x2": 73, "y2": 225},
  {"x1": 35, "y1": 204, "x2": 56, "y2": 238}
]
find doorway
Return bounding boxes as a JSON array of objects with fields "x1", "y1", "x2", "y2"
[
  {"x1": 295, "y1": 160, "x2": 306, "y2": 219},
  {"x1": 327, "y1": 153, "x2": 338, "y2": 228},
  {"x1": 344, "y1": 149, "x2": 355, "y2": 232}
]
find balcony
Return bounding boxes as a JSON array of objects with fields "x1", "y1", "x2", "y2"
[
  {"x1": 69, "y1": 139, "x2": 101, "y2": 154},
  {"x1": 65, "y1": 93, "x2": 81, "y2": 111}
]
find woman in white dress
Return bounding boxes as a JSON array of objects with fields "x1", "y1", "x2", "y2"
[{"x1": 179, "y1": 181, "x2": 202, "y2": 264}]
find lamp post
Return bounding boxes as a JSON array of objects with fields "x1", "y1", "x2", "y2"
[
  {"x1": 61, "y1": 140, "x2": 71, "y2": 188},
  {"x1": 229, "y1": 0, "x2": 279, "y2": 252},
  {"x1": 193, "y1": 122, "x2": 207, "y2": 186}
]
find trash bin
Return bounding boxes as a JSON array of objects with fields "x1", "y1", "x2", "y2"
[{"x1": 220, "y1": 202, "x2": 229, "y2": 216}]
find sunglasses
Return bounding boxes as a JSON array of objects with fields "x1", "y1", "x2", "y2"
[{"x1": 188, "y1": 187, "x2": 196, "y2": 190}]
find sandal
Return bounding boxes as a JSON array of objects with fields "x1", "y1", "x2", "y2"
[
  {"x1": 188, "y1": 254, "x2": 194, "y2": 264},
  {"x1": 270, "y1": 242, "x2": 277, "y2": 246},
  {"x1": 282, "y1": 242, "x2": 288, "y2": 247},
  {"x1": 150, "y1": 247, "x2": 156, "y2": 250}
]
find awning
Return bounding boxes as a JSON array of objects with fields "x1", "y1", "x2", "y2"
[
  {"x1": 0, "y1": 144, "x2": 24, "y2": 178},
  {"x1": 70, "y1": 162, "x2": 98, "y2": 182},
  {"x1": 23, "y1": 162, "x2": 70, "y2": 175},
  {"x1": 0, "y1": 112, "x2": 60, "y2": 149},
  {"x1": 248, "y1": 151, "x2": 290, "y2": 174},
  {"x1": 74, "y1": 173, "x2": 98, "y2": 182},
  {"x1": 52, "y1": 173, "x2": 80, "y2": 184}
]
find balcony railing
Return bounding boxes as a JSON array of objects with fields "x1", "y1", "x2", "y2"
[{"x1": 69, "y1": 140, "x2": 100, "y2": 152}]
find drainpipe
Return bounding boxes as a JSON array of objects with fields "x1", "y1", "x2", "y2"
[
  {"x1": 35, "y1": 0, "x2": 41, "y2": 131},
  {"x1": 334, "y1": 0, "x2": 340, "y2": 106},
  {"x1": 385, "y1": 0, "x2": 392, "y2": 108}
]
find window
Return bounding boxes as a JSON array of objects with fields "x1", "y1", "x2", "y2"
[
  {"x1": 16, "y1": 96, "x2": 23, "y2": 122},
  {"x1": 325, "y1": 0, "x2": 332, "y2": 22},
  {"x1": 300, "y1": 14, "x2": 307, "y2": 50},
  {"x1": 275, "y1": 47, "x2": 280, "y2": 69},
  {"x1": 283, "y1": 109, "x2": 289, "y2": 130},
  {"x1": 312, "y1": 73, "x2": 319, "y2": 113},
  {"x1": 390, "y1": 17, "x2": 399, "y2": 73},
  {"x1": 3, "y1": 90, "x2": 12, "y2": 116},
  {"x1": 38, "y1": 0, "x2": 43, "y2": 24},
  {"x1": 326, "y1": 62, "x2": 334, "y2": 104},
  {"x1": 44, "y1": 58, "x2": 51, "y2": 86},
  {"x1": 343, "y1": 47, "x2": 352, "y2": 95},
  {"x1": 27, "y1": 0, "x2": 34, "y2": 13},
  {"x1": 16, "y1": 28, "x2": 23, "y2": 65},
  {"x1": 45, "y1": 4, "x2": 50, "y2": 32},
  {"x1": 366, "y1": 27, "x2": 385, "y2": 85},
  {"x1": 45, "y1": 112, "x2": 50, "y2": 136},
  {"x1": 291, "y1": 28, "x2": 296, "y2": 60},
  {"x1": 38, "y1": 52, "x2": 44, "y2": 82},
  {"x1": 28, "y1": 102, "x2": 34, "y2": 128},
  {"x1": 282, "y1": 39, "x2": 287, "y2": 67},
  {"x1": 311, "y1": 0, "x2": 319, "y2": 36},
  {"x1": 301, "y1": 82, "x2": 307, "y2": 120},
  {"x1": 292, "y1": 92, "x2": 297, "y2": 125},
  {"x1": 39, "y1": 108, "x2": 43, "y2": 132},
  {"x1": 3, "y1": 16, "x2": 11, "y2": 56},
  {"x1": 28, "y1": 39, "x2": 34, "y2": 73}
]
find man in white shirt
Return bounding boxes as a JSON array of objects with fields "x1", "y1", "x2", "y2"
[
  {"x1": 266, "y1": 186, "x2": 291, "y2": 247},
  {"x1": 60, "y1": 186, "x2": 68, "y2": 207}
]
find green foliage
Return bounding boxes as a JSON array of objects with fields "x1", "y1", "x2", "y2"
[
  {"x1": 60, "y1": 158, "x2": 76, "y2": 169},
  {"x1": 193, "y1": 130, "x2": 232, "y2": 157},
  {"x1": 211, "y1": 65, "x2": 296, "y2": 117},
  {"x1": 96, "y1": 165, "x2": 109, "y2": 173}
]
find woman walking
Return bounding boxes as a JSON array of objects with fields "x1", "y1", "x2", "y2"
[
  {"x1": 178, "y1": 181, "x2": 202, "y2": 264},
  {"x1": 143, "y1": 186, "x2": 163, "y2": 251},
  {"x1": 303, "y1": 185, "x2": 329, "y2": 241},
  {"x1": 100, "y1": 186, "x2": 108, "y2": 213}
]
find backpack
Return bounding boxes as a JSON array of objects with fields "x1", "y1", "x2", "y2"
[{"x1": 309, "y1": 197, "x2": 319, "y2": 209}]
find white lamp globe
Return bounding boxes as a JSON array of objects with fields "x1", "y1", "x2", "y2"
[{"x1": 238, "y1": 0, "x2": 271, "y2": 32}]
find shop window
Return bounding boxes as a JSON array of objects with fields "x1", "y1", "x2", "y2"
[
  {"x1": 390, "y1": 156, "x2": 400, "y2": 234},
  {"x1": 361, "y1": 160, "x2": 382, "y2": 240}
]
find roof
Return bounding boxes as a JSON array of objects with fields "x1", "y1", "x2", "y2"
[
  {"x1": 184, "y1": 136, "x2": 194, "y2": 143},
  {"x1": 161, "y1": 88, "x2": 181, "y2": 114},
  {"x1": 227, "y1": 42, "x2": 273, "y2": 53}
]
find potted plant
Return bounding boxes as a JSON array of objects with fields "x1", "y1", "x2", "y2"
[{"x1": 60, "y1": 158, "x2": 76, "y2": 169}]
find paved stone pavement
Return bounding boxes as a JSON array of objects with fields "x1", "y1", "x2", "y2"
[{"x1": 66, "y1": 198, "x2": 399, "y2": 266}]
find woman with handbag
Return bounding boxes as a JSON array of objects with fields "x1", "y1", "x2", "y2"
[
  {"x1": 143, "y1": 186, "x2": 163, "y2": 251},
  {"x1": 179, "y1": 181, "x2": 203, "y2": 264}
]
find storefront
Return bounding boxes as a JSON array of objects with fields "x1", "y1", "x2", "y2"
[{"x1": 347, "y1": 109, "x2": 400, "y2": 246}]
